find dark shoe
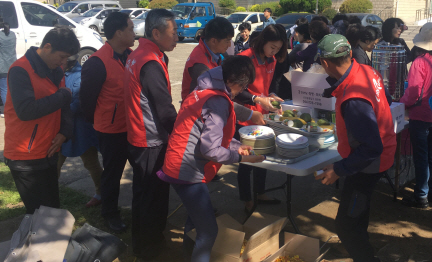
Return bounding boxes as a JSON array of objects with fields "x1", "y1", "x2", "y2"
[
  {"x1": 85, "y1": 197, "x2": 102, "y2": 208},
  {"x1": 256, "y1": 198, "x2": 281, "y2": 205},
  {"x1": 211, "y1": 175, "x2": 224, "y2": 182},
  {"x1": 105, "y1": 216, "x2": 127, "y2": 233},
  {"x1": 402, "y1": 196, "x2": 429, "y2": 209}
]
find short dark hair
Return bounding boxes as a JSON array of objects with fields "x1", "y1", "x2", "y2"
[
  {"x1": 253, "y1": 24, "x2": 288, "y2": 62},
  {"x1": 322, "y1": 46, "x2": 351, "y2": 66},
  {"x1": 222, "y1": 56, "x2": 255, "y2": 87},
  {"x1": 296, "y1": 17, "x2": 308, "y2": 26},
  {"x1": 332, "y1": 14, "x2": 348, "y2": 25},
  {"x1": 249, "y1": 31, "x2": 260, "y2": 47},
  {"x1": 41, "y1": 26, "x2": 80, "y2": 55},
  {"x1": 359, "y1": 26, "x2": 382, "y2": 43},
  {"x1": 348, "y1": 16, "x2": 362, "y2": 25},
  {"x1": 203, "y1": 17, "x2": 234, "y2": 41},
  {"x1": 145, "y1": 9, "x2": 175, "y2": 38},
  {"x1": 311, "y1": 15, "x2": 329, "y2": 25},
  {"x1": 294, "y1": 24, "x2": 310, "y2": 41},
  {"x1": 345, "y1": 23, "x2": 363, "y2": 47},
  {"x1": 412, "y1": 45, "x2": 432, "y2": 61},
  {"x1": 309, "y1": 20, "x2": 329, "y2": 42},
  {"x1": 382, "y1": 17, "x2": 404, "y2": 42},
  {"x1": 263, "y1": 8, "x2": 272, "y2": 14},
  {"x1": 104, "y1": 12, "x2": 129, "y2": 40},
  {"x1": 238, "y1": 22, "x2": 251, "y2": 32}
]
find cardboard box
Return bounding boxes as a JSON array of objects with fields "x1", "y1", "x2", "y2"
[
  {"x1": 262, "y1": 232, "x2": 321, "y2": 262},
  {"x1": 280, "y1": 100, "x2": 318, "y2": 118},
  {"x1": 188, "y1": 212, "x2": 287, "y2": 262},
  {"x1": 390, "y1": 102, "x2": 405, "y2": 134},
  {"x1": 291, "y1": 71, "x2": 336, "y2": 111}
]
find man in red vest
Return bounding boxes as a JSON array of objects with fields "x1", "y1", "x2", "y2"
[
  {"x1": 315, "y1": 35, "x2": 396, "y2": 262},
  {"x1": 123, "y1": 9, "x2": 178, "y2": 260},
  {"x1": 5, "y1": 26, "x2": 80, "y2": 214},
  {"x1": 80, "y1": 12, "x2": 135, "y2": 233}
]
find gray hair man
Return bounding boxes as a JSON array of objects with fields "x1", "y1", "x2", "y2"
[{"x1": 123, "y1": 8, "x2": 178, "y2": 261}]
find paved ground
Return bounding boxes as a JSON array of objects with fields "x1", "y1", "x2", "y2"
[{"x1": 1, "y1": 29, "x2": 431, "y2": 262}]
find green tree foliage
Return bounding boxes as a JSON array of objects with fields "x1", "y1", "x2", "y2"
[
  {"x1": 249, "y1": 2, "x2": 283, "y2": 16},
  {"x1": 219, "y1": 0, "x2": 237, "y2": 9},
  {"x1": 236, "y1": 6, "x2": 247, "y2": 11},
  {"x1": 339, "y1": 0, "x2": 373, "y2": 13},
  {"x1": 148, "y1": 0, "x2": 178, "y2": 9},
  {"x1": 279, "y1": 0, "x2": 331, "y2": 14},
  {"x1": 322, "y1": 7, "x2": 337, "y2": 20},
  {"x1": 138, "y1": 0, "x2": 149, "y2": 8}
]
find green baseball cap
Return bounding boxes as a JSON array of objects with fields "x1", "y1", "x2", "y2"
[{"x1": 315, "y1": 34, "x2": 351, "y2": 60}]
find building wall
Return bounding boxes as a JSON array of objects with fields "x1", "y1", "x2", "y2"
[{"x1": 396, "y1": 0, "x2": 427, "y2": 23}]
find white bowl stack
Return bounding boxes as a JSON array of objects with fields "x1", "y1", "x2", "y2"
[
  {"x1": 276, "y1": 133, "x2": 310, "y2": 158},
  {"x1": 239, "y1": 125, "x2": 276, "y2": 154}
]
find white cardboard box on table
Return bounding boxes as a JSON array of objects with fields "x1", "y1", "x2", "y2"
[
  {"x1": 280, "y1": 100, "x2": 318, "y2": 118},
  {"x1": 262, "y1": 232, "x2": 321, "y2": 262},
  {"x1": 291, "y1": 71, "x2": 336, "y2": 111},
  {"x1": 390, "y1": 102, "x2": 405, "y2": 133},
  {"x1": 187, "y1": 212, "x2": 287, "y2": 262}
]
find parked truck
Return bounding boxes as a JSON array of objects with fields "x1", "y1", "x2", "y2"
[{"x1": 172, "y1": 2, "x2": 216, "y2": 42}]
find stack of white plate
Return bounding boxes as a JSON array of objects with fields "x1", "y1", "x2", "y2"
[
  {"x1": 276, "y1": 133, "x2": 310, "y2": 158},
  {"x1": 309, "y1": 133, "x2": 335, "y2": 149},
  {"x1": 239, "y1": 125, "x2": 275, "y2": 154}
]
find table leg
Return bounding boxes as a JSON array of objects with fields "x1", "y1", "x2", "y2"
[
  {"x1": 286, "y1": 174, "x2": 301, "y2": 234},
  {"x1": 394, "y1": 132, "x2": 402, "y2": 193},
  {"x1": 383, "y1": 171, "x2": 398, "y2": 202}
]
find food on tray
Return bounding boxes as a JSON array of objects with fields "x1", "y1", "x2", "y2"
[
  {"x1": 240, "y1": 239, "x2": 248, "y2": 256},
  {"x1": 275, "y1": 255, "x2": 305, "y2": 262},
  {"x1": 317, "y1": 118, "x2": 330, "y2": 126},
  {"x1": 271, "y1": 101, "x2": 281, "y2": 109},
  {"x1": 309, "y1": 122, "x2": 318, "y2": 132},
  {"x1": 283, "y1": 110, "x2": 296, "y2": 117},
  {"x1": 299, "y1": 113, "x2": 312, "y2": 122},
  {"x1": 287, "y1": 119, "x2": 304, "y2": 128}
]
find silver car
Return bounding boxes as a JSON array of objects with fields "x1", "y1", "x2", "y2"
[
  {"x1": 72, "y1": 7, "x2": 120, "y2": 33},
  {"x1": 133, "y1": 11, "x2": 148, "y2": 38}
]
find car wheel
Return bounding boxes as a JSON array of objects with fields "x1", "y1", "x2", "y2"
[
  {"x1": 78, "y1": 49, "x2": 95, "y2": 66},
  {"x1": 178, "y1": 37, "x2": 185, "y2": 42},
  {"x1": 194, "y1": 29, "x2": 204, "y2": 43},
  {"x1": 89, "y1": 25, "x2": 98, "y2": 32}
]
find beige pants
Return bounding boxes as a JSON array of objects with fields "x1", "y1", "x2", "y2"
[{"x1": 57, "y1": 146, "x2": 103, "y2": 196}]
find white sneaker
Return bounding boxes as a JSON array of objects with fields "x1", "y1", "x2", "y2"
[{"x1": 1, "y1": 114, "x2": 4, "y2": 118}]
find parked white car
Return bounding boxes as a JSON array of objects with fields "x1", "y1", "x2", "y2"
[
  {"x1": 73, "y1": 7, "x2": 121, "y2": 33},
  {"x1": 0, "y1": 0, "x2": 104, "y2": 65},
  {"x1": 132, "y1": 11, "x2": 148, "y2": 38},
  {"x1": 226, "y1": 12, "x2": 265, "y2": 41},
  {"x1": 57, "y1": 0, "x2": 121, "y2": 19},
  {"x1": 120, "y1": 8, "x2": 149, "y2": 19}
]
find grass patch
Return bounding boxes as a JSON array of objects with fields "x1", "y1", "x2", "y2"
[{"x1": 0, "y1": 163, "x2": 135, "y2": 261}]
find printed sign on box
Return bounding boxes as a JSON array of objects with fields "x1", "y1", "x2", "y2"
[
  {"x1": 390, "y1": 102, "x2": 405, "y2": 134},
  {"x1": 290, "y1": 71, "x2": 336, "y2": 111}
]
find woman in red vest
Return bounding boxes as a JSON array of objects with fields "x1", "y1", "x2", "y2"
[
  {"x1": 158, "y1": 56, "x2": 264, "y2": 262},
  {"x1": 237, "y1": 24, "x2": 288, "y2": 212}
]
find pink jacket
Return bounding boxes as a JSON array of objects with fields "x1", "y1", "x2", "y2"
[{"x1": 400, "y1": 53, "x2": 432, "y2": 122}]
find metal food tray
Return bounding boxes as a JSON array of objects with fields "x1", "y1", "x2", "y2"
[
  {"x1": 264, "y1": 146, "x2": 320, "y2": 164},
  {"x1": 266, "y1": 120, "x2": 326, "y2": 137}
]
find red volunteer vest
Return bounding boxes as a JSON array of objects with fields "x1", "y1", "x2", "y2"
[
  {"x1": 237, "y1": 48, "x2": 276, "y2": 126},
  {"x1": 4, "y1": 56, "x2": 63, "y2": 160},
  {"x1": 181, "y1": 39, "x2": 219, "y2": 101},
  {"x1": 332, "y1": 60, "x2": 396, "y2": 172},
  {"x1": 124, "y1": 38, "x2": 171, "y2": 147},
  {"x1": 162, "y1": 89, "x2": 236, "y2": 183},
  {"x1": 92, "y1": 42, "x2": 131, "y2": 134}
]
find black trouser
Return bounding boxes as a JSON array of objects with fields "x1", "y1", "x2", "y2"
[
  {"x1": 335, "y1": 171, "x2": 383, "y2": 262},
  {"x1": 9, "y1": 155, "x2": 60, "y2": 214},
  {"x1": 97, "y1": 131, "x2": 128, "y2": 219},
  {"x1": 128, "y1": 143, "x2": 170, "y2": 253}
]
